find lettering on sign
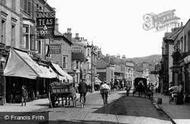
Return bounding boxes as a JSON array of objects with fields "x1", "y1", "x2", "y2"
[
  {"x1": 49, "y1": 44, "x2": 61, "y2": 54},
  {"x1": 36, "y1": 11, "x2": 55, "y2": 39}
]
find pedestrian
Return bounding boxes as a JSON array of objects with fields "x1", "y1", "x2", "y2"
[
  {"x1": 11, "y1": 83, "x2": 16, "y2": 103},
  {"x1": 21, "y1": 85, "x2": 28, "y2": 106},
  {"x1": 78, "y1": 79, "x2": 88, "y2": 104},
  {"x1": 125, "y1": 81, "x2": 131, "y2": 96},
  {"x1": 177, "y1": 82, "x2": 184, "y2": 104},
  {"x1": 100, "y1": 81, "x2": 110, "y2": 105}
]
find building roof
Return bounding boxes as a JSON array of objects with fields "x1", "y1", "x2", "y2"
[
  {"x1": 164, "y1": 27, "x2": 183, "y2": 41},
  {"x1": 53, "y1": 33, "x2": 73, "y2": 45},
  {"x1": 96, "y1": 59, "x2": 109, "y2": 69}
]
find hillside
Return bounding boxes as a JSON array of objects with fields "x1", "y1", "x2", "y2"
[{"x1": 126, "y1": 54, "x2": 162, "y2": 71}]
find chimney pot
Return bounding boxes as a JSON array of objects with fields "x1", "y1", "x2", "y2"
[
  {"x1": 67, "y1": 28, "x2": 71, "y2": 33},
  {"x1": 76, "y1": 33, "x2": 79, "y2": 38}
]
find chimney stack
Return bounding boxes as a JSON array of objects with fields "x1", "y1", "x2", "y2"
[
  {"x1": 181, "y1": 22, "x2": 183, "y2": 27},
  {"x1": 55, "y1": 18, "x2": 59, "y2": 31},
  {"x1": 75, "y1": 33, "x2": 79, "y2": 40},
  {"x1": 67, "y1": 28, "x2": 71, "y2": 33},
  {"x1": 64, "y1": 28, "x2": 72, "y2": 41}
]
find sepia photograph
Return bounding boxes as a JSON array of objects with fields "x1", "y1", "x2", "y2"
[{"x1": 0, "y1": 0, "x2": 189, "y2": 124}]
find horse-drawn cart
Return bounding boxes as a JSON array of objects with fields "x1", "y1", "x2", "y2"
[
  {"x1": 48, "y1": 82, "x2": 76, "y2": 108},
  {"x1": 133, "y1": 77, "x2": 153, "y2": 99}
]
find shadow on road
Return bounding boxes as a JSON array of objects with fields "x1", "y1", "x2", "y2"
[{"x1": 94, "y1": 93, "x2": 170, "y2": 121}]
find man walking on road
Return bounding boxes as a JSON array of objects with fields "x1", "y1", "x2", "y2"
[
  {"x1": 100, "y1": 81, "x2": 110, "y2": 105},
  {"x1": 78, "y1": 79, "x2": 88, "y2": 104}
]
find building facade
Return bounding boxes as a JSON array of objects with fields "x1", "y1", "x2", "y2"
[
  {"x1": 0, "y1": 0, "x2": 22, "y2": 104},
  {"x1": 0, "y1": 0, "x2": 56, "y2": 104},
  {"x1": 49, "y1": 20, "x2": 72, "y2": 72}
]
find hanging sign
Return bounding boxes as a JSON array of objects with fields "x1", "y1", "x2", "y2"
[{"x1": 36, "y1": 11, "x2": 55, "y2": 39}]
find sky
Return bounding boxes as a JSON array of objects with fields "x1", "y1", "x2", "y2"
[{"x1": 47, "y1": 0, "x2": 189, "y2": 58}]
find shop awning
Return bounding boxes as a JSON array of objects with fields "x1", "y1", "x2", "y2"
[
  {"x1": 52, "y1": 63, "x2": 73, "y2": 82},
  {"x1": 4, "y1": 48, "x2": 57, "y2": 79},
  {"x1": 38, "y1": 65, "x2": 57, "y2": 79}
]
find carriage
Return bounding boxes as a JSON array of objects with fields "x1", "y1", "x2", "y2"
[
  {"x1": 134, "y1": 77, "x2": 147, "y2": 89},
  {"x1": 48, "y1": 81, "x2": 76, "y2": 108},
  {"x1": 133, "y1": 77, "x2": 153, "y2": 99}
]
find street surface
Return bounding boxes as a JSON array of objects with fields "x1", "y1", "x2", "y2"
[
  {"x1": 47, "y1": 91, "x2": 172, "y2": 124},
  {"x1": 0, "y1": 91, "x2": 172, "y2": 124}
]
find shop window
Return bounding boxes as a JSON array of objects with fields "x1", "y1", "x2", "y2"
[{"x1": 1, "y1": 20, "x2": 6, "y2": 43}]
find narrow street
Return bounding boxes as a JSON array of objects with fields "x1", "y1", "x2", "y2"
[{"x1": 48, "y1": 91, "x2": 172, "y2": 124}]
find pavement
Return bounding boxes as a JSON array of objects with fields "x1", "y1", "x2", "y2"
[
  {"x1": 0, "y1": 93, "x2": 80, "y2": 112},
  {"x1": 153, "y1": 93, "x2": 190, "y2": 124}
]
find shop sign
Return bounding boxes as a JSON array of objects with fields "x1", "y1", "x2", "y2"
[
  {"x1": 49, "y1": 44, "x2": 61, "y2": 54},
  {"x1": 36, "y1": 11, "x2": 55, "y2": 39},
  {"x1": 72, "y1": 46, "x2": 83, "y2": 53}
]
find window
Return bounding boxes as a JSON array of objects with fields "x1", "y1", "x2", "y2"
[
  {"x1": 22, "y1": 25, "x2": 29, "y2": 49},
  {"x1": 20, "y1": 0, "x2": 24, "y2": 10},
  {"x1": 1, "y1": 20, "x2": 6, "y2": 43},
  {"x1": 23, "y1": 0, "x2": 28, "y2": 12},
  {"x1": 28, "y1": 1, "x2": 31, "y2": 15},
  {"x1": 30, "y1": 26, "x2": 35, "y2": 50},
  {"x1": 12, "y1": 0, "x2": 16, "y2": 10},
  {"x1": 62, "y1": 56, "x2": 68, "y2": 69},
  {"x1": 37, "y1": 40, "x2": 41, "y2": 53},
  {"x1": 23, "y1": 0, "x2": 33, "y2": 16},
  {"x1": 21, "y1": 24, "x2": 36, "y2": 50},
  {"x1": 11, "y1": 24, "x2": 16, "y2": 47}
]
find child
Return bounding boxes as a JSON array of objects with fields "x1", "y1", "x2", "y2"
[{"x1": 21, "y1": 85, "x2": 28, "y2": 106}]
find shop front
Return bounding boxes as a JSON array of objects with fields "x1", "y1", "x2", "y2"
[{"x1": 3, "y1": 48, "x2": 57, "y2": 104}]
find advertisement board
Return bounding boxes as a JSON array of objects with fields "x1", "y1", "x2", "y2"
[{"x1": 36, "y1": 11, "x2": 55, "y2": 39}]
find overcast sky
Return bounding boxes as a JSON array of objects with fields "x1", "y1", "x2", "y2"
[{"x1": 47, "y1": 0, "x2": 189, "y2": 58}]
